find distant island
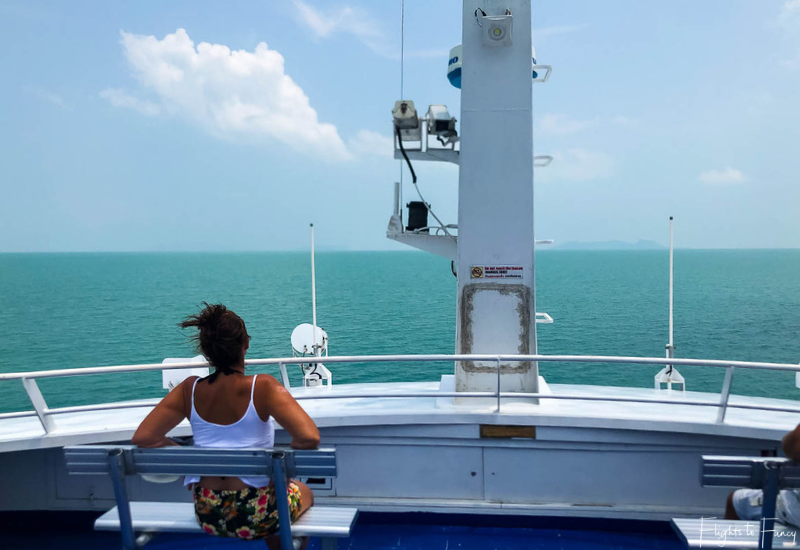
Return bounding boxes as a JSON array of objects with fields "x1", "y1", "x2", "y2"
[{"x1": 551, "y1": 240, "x2": 667, "y2": 251}]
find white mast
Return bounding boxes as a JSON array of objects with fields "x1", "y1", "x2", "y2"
[
  {"x1": 656, "y1": 216, "x2": 684, "y2": 390},
  {"x1": 668, "y1": 216, "x2": 674, "y2": 356},
  {"x1": 310, "y1": 223, "x2": 319, "y2": 356},
  {"x1": 455, "y1": 1, "x2": 538, "y2": 397}
]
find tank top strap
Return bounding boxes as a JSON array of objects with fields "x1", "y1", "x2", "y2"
[
  {"x1": 190, "y1": 377, "x2": 200, "y2": 418},
  {"x1": 249, "y1": 374, "x2": 258, "y2": 403}
]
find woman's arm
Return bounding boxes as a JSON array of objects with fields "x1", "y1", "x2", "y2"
[
  {"x1": 257, "y1": 375, "x2": 320, "y2": 449},
  {"x1": 131, "y1": 377, "x2": 193, "y2": 448},
  {"x1": 783, "y1": 423, "x2": 800, "y2": 461}
]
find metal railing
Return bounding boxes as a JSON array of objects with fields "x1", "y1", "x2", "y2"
[{"x1": 2, "y1": 354, "x2": 800, "y2": 434}]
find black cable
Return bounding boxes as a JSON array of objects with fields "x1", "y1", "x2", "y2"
[{"x1": 394, "y1": 124, "x2": 417, "y2": 184}]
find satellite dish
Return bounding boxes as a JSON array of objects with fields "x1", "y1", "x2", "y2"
[{"x1": 291, "y1": 323, "x2": 328, "y2": 356}]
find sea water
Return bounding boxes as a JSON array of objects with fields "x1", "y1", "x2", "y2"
[{"x1": 0, "y1": 250, "x2": 799, "y2": 413}]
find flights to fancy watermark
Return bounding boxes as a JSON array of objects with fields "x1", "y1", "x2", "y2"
[{"x1": 697, "y1": 517, "x2": 797, "y2": 547}]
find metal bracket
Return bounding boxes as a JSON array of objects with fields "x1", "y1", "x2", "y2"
[
  {"x1": 393, "y1": 148, "x2": 460, "y2": 165},
  {"x1": 532, "y1": 65, "x2": 552, "y2": 83},
  {"x1": 535, "y1": 312, "x2": 554, "y2": 324},
  {"x1": 717, "y1": 366, "x2": 735, "y2": 423},
  {"x1": 22, "y1": 378, "x2": 55, "y2": 434}
]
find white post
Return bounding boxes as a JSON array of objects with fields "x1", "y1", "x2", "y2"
[
  {"x1": 310, "y1": 224, "x2": 319, "y2": 356},
  {"x1": 667, "y1": 216, "x2": 674, "y2": 360},
  {"x1": 455, "y1": 0, "x2": 538, "y2": 397},
  {"x1": 393, "y1": 181, "x2": 401, "y2": 217}
]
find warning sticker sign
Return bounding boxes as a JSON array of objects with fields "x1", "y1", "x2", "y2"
[{"x1": 470, "y1": 265, "x2": 524, "y2": 279}]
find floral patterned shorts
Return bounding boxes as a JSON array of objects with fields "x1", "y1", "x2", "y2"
[{"x1": 193, "y1": 483, "x2": 303, "y2": 539}]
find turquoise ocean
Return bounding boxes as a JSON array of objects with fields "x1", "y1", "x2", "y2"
[{"x1": 1, "y1": 250, "x2": 799, "y2": 414}]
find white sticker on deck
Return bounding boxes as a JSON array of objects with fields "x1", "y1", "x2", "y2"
[{"x1": 470, "y1": 266, "x2": 523, "y2": 279}]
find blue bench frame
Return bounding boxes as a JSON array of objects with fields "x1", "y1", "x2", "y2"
[
  {"x1": 64, "y1": 445, "x2": 345, "y2": 550},
  {"x1": 672, "y1": 455, "x2": 800, "y2": 550}
]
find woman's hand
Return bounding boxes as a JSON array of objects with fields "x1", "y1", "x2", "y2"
[{"x1": 131, "y1": 378, "x2": 192, "y2": 448}]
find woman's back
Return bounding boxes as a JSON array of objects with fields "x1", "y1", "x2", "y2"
[
  {"x1": 190, "y1": 373, "x2": 269, "y2": 424},
  {"x1": 185, "y1": 374, "x2": 275, "y2": 488}
]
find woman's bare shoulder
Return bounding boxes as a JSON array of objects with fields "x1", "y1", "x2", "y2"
[
  {"x1": 178, "y1": 376, "x2": 200, "y2": 415},
  {"x1": 254, "y1": 373, "x2": 281, "y2": 390},
  {"x1": 253, "y1": 374, "x2": 286, "y2": 418}
]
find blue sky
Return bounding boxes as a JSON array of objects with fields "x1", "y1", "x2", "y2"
[{"x1": 1, "y1": 0, "x2": 799, "y2": 252}]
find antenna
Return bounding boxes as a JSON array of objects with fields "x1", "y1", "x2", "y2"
[
  {"x1": 668, "y1": 216, "x2": 674, "y2": 358},
  {"x1": 655, "y1": 216, "x2": 684, "y2": 390},
  {"x1": 310, "y1": 223, "x2": 319, "y2": 356},
  {"x1": 290, "y1": 223, "x2": 332, "y2": 388}
]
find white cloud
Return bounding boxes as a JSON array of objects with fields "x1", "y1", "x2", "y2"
[
  {"x1": 292, "y1": 1, "x2": 440, "y2": 60},
  {"x1": 777, "y1": 1, "x2": 800, "y2": 67},
  {"x1": 100, "y1": 88, "x2": 160, "y2": 116},
  {"x1": 105, "y1": 28, "x2": 349, "y2": 159},
  {"x1": 537, "y1": 113, "x2": 595, "y2": 136},
  {"x1": 537, "y1": 149, "x2": 615, "y2": 183},
  {"x1": 24, "y1": 86, "x2": 66, "y2": 108},
  {"x1": 348, "y1": 130, "x2": 393, "y2": 157},
  {"x1": 610, "y1": 115, "x2": 634, "y2": 126},
  {"x1": 779, "y1": 0, "x2": 800, "y2": 26},
  {"x1": 698, "y1": 168, "x2": 747, "y2": 185},
  {"x1": 779, "y1": 54, "x2": 800, "y2": 69},
  {"x1": 293, "y1": 0, "x2": 389, "y2": 57},
  {"x1": 292, "y1": 0, "x2": 378, "y2": 39}
]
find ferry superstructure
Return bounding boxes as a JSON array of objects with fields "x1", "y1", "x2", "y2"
[{"x1": 1, "y1": 1, "x2": 798, "y2": 548}]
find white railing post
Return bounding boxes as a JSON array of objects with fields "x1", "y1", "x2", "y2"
[
  {"x1": 279, "y1": 362, "x2": 290, "y2": 390},
  {"x1": 22, "y1": 378, "x2": 55, "y2": 433},
  {"x1": 717, "y1": 366, "x2": 735, "y2": 423},
  {"x1": 496, "y1": 357, "x2": 501, "y2": 412}
]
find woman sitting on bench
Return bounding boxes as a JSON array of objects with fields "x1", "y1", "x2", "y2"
[
  {"x1": 725, "y1": 422, "x2": 800, "y2": 528},
  {"x1": 132, "y1": 303, "x2": 320, "y2": 549}
]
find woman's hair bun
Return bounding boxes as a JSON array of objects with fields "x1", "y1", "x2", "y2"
[
  {"x1": 189, "y1": 303, "x2": 227, "y2": 329},
  {"x1": 179, "y1": 302, "x2": 249, "y2": 383}
]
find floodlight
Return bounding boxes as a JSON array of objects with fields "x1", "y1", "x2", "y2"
[
  {"x1": 482, "y1": 14, "x2": 513, "y2": 47},
  {"x1": 392, "y1": 100, "x2": 422, "y2": 141},
  {"x1": 426, "y1": 105, "x2": 456, "y2": 137}
]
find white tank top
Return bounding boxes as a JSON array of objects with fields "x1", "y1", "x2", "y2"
[{"x1": 184, "y1": 374, "x2": 275, "y2": 488}]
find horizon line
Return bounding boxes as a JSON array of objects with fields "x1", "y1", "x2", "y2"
[{"x1": 2, "y1": 247, "x2": 800, "y2": 254}]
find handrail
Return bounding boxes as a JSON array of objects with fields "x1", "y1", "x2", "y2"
[
  {"x1": 2, "y1": 353, "x2": 799, "y2": 435},
  {"x1": 3, "y1": 353, "x2": 800, "y2": 382}
]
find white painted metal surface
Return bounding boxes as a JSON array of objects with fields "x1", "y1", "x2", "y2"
[
  {"x1": 386, "y1": 228, "x2": 457, "y2": 260},
  {"x1": 4, "y1": 354, "x2": 800, "y2": 439},
  {"x1": 3, "y1": 368, "x2": 800, "y2": 455},
  {"x1": 1, "y1": 360, "x2": 799, "y2": 518},
  {"x1": 455, "y1": 0, "x2": 538, "y2": 395},
  {"x1": 161, "y1": 356, "x2": 208, "y2": 391},
  {"x1": 21, "y1": 378, "x2": 54, "y2": 434},
  {"x1": 310, "y1": 223, "x2": 319, "y2": 350}
]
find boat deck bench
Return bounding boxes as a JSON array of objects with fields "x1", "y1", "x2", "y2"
[
  {"x1": 671, "y1": 455, "x2": 800, "y2": 550},
  {"x1": 64, "y1": 445, "x2": 357, "y2": 550}
]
